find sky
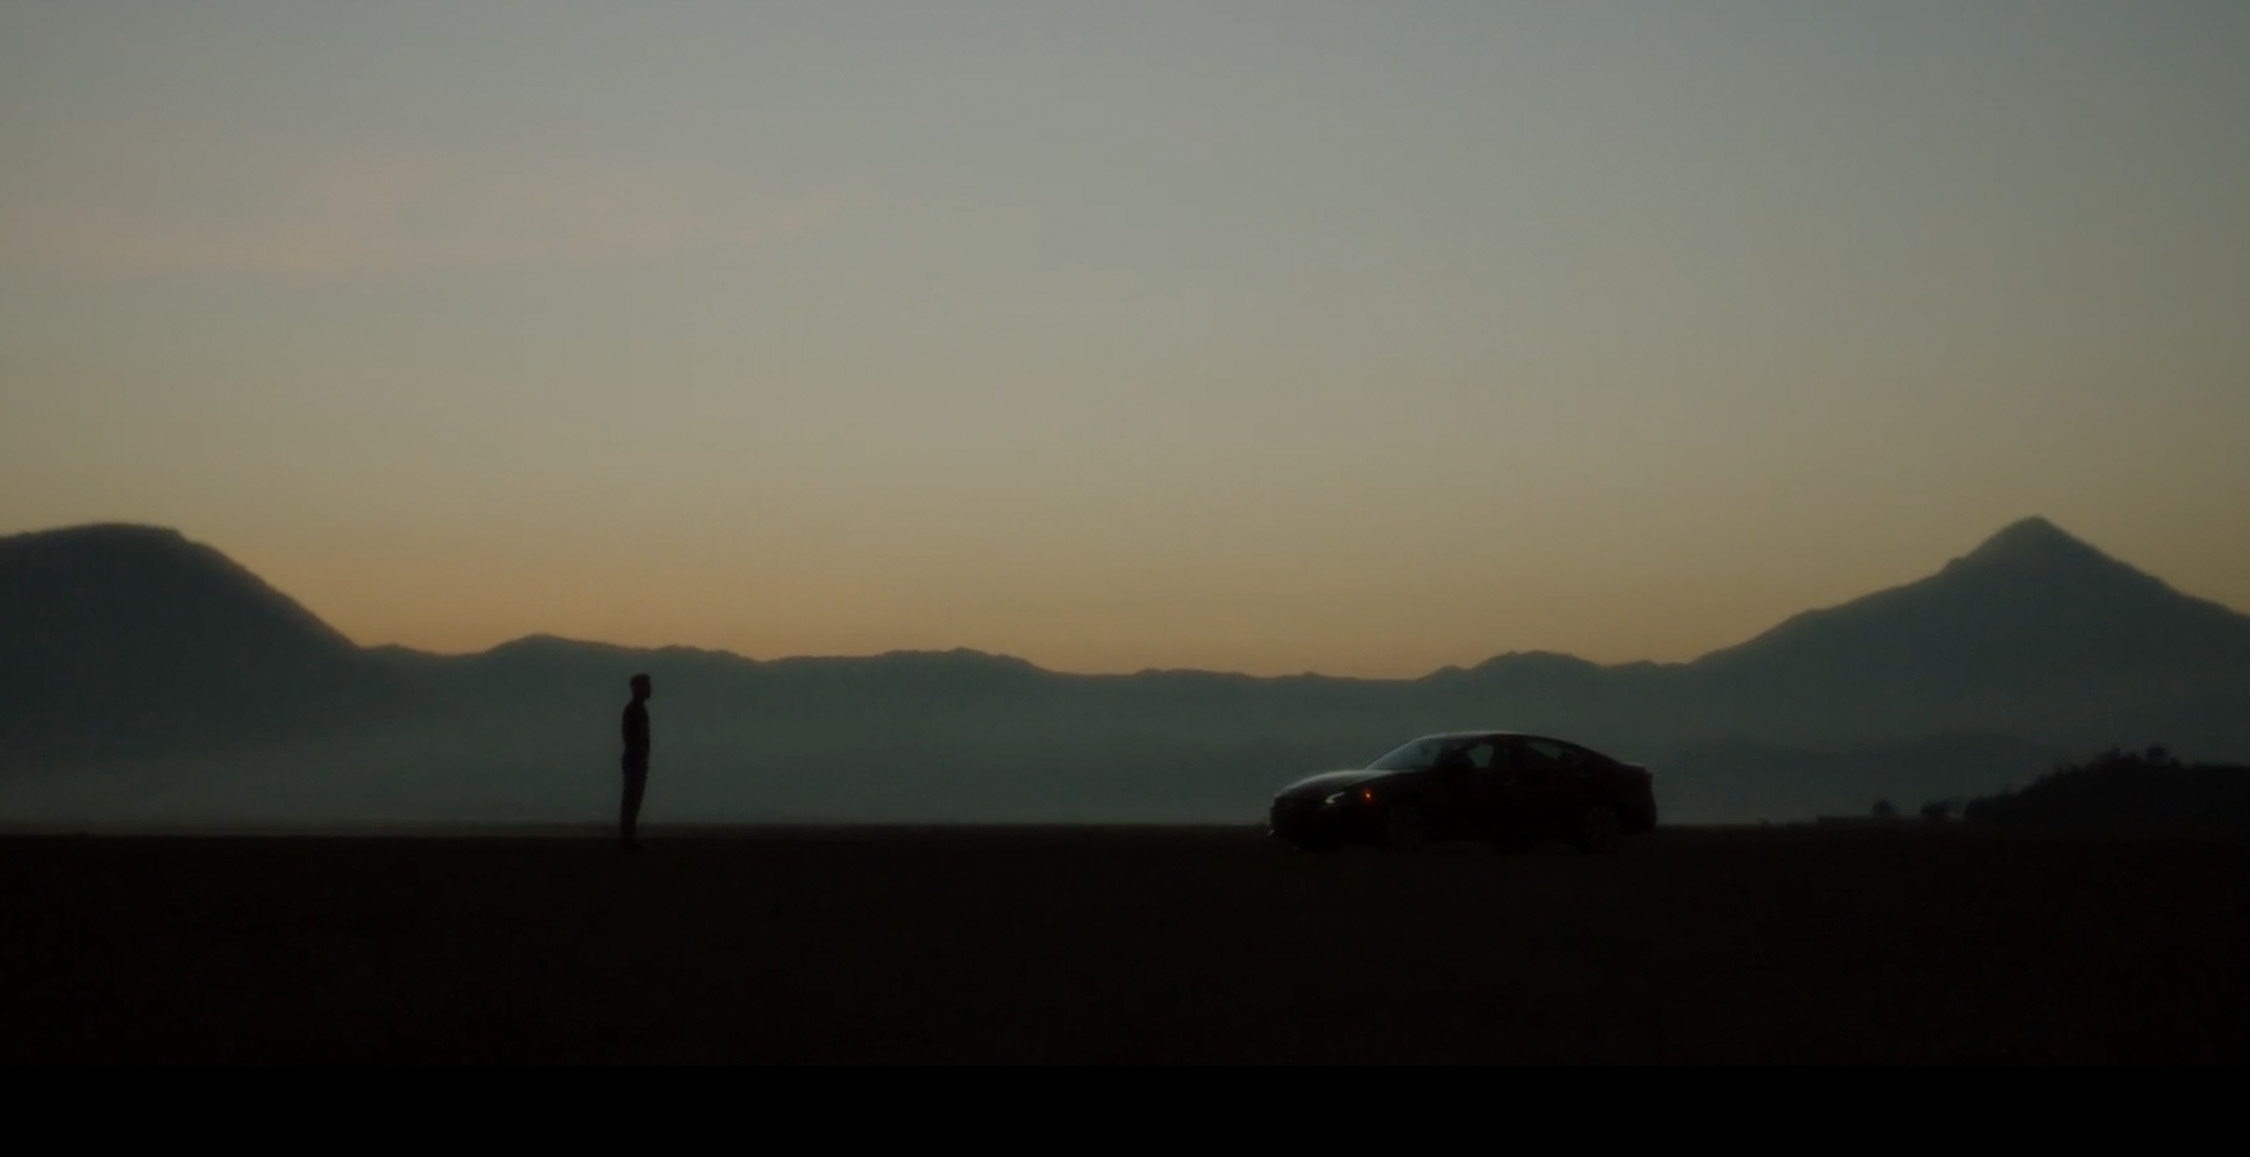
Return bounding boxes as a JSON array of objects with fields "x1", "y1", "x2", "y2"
[{"x1": 3, "y1": 1, "x2": 2247, "y2": 678}]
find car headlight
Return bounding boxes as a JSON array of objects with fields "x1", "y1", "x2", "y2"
[{"x1": 1323, "y1": 790, "x2": 1351, "y2": 807}]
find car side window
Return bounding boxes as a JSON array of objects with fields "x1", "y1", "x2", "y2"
[
  {"x1": 1464, "y1": 741, "x2": 1498, "y2": 770},
  {"x1": 1433, "y1": 740, "x2": 1496, "y2": 774},
  {"x1": 1508, "y1": 741, "x2": 1556, "y2": 780}
]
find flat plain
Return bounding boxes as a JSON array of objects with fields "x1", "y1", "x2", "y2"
[{"x1": 5, "y1": 824, "x2": 2246, "y2": 1064}]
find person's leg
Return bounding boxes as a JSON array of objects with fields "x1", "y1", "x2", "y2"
[{"x1": 620, "y1": 762, "x2": 647, "y2": 848}]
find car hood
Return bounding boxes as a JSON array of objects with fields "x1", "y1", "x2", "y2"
[{"x1": 1274, "y1": 768, "x2": 1395, "y2": 798}]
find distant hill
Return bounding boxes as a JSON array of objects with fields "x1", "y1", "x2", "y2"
[
  {"x1": 3, "y1": 516, "x2": 2247, "y2": 825},
  {"x1": 1963, "y1": 746, "x2": 2250, "y2": 831},
  {"x1": 0, "y1": 524, "x2": 422, "y2": 764},
  {"x1": 1651, "y1": 732, "x2": 2070, "y2": 825}
]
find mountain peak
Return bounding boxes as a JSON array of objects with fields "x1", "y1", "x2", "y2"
[
  {"x1": 3, "y1": 522, "x2": 190, "y2": 550},
  {"x1": 1951, "y1": 516, "x2": 2117, "y2": 574},
  {"x1": 0, "y1": 521, "x2": 357, "y2": 650},
  {"x1": 0, "y1": 521, "x2": 416, "y2": 760}
]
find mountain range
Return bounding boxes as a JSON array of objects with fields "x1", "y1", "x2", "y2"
[{"x1": 3, "y1": 517, "x2": 2247, "y2": 828}]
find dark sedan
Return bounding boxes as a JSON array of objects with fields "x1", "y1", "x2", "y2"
[{"x1": 1268, "y1": 731, "x2": 1657, "y2": 854}]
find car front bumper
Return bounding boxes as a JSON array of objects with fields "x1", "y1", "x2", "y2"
[{"x1": 1268, "y1": 794, "x2": 1371, "y2": 844}]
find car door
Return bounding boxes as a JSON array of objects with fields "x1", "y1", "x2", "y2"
[
  {"x1": 1501, "y1": 739, "x2": 1573, "y2": 837},
  {"x1": 1450, "y1": 738, "x2": 1506, "y2": 838},
  {"x1": 1555, "y1": 741, "x2": 1611, "y2": 805},
  {"x1": 1420, "y1": 737, "x2": 1502, "y2": 839}
]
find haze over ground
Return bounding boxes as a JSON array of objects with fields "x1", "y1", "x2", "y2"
[
  {"x1": 4, "y1": 515, "x2": 2246, "y2": 829},
  {"x1": 5, "y1": 2, "x2": 2249, "y2": 681}
]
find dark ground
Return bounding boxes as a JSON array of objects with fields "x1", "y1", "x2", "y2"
[{"x1": 4, "y1": 824, "x2": 2248, "y2": 1064}]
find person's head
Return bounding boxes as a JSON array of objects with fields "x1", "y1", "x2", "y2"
[{"x1": 630, "y1": 673, "x2": 652, "y2": 701}]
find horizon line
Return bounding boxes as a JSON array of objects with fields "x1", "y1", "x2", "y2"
[{"x1": 9, "y1": 512, "x2": 2239, "y2": 684}]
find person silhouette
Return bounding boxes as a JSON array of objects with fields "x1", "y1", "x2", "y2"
[{"x1": 619, "y1": 673, "x2": 653, "y2": 851}]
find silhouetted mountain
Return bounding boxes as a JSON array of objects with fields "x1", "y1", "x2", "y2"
[
  {"x1": 3, "y1": 516, "x2": 2246, "y2": 826},
  {"x1": 1682, "y1": 517, "x2": 2250, "y2": 749},
  {"x1": 0, "y1": 524, "x2": 421, "y2": 765}
]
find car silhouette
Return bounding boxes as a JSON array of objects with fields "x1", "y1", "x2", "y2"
[{"x1": 1267, "y1": 731, "x2": 1657, "y2": 854}]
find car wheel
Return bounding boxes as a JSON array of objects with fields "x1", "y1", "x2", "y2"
[
  {"x1": 1379, "y1": 804, "x2": 1429, "y2": 852},
  {"x1": 1574, "y1": 804, "x2": 1623, "y2": 855}
]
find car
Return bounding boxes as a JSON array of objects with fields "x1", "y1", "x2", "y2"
[{"x1": 1267, "y1": 730, "x2": 1657, "y2": 855}]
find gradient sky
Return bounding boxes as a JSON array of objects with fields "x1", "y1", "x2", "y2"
[{"x1": 4, "y1": 1, "x2": 2247, "y2": 677}]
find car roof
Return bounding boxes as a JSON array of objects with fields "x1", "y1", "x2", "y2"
[{"x1": 1420, "y1": 729, "x2": 1572, "y2": 745}]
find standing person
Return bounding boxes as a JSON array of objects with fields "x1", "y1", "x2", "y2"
[{"x1": 620, "y1": 673, "x2": 653, "y2": 851}]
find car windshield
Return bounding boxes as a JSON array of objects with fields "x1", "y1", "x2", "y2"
[{"x1": 1365, "y1": 737, "x2": 1454, "y2": 772}]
